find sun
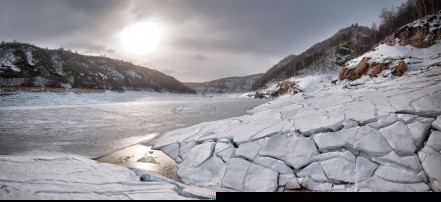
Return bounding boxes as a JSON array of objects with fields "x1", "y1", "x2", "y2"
[{"x1": 120, "y1": 22, "x2": 162, "y2": 55}]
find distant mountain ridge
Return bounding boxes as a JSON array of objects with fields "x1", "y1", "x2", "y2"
[
  {"x1": 184, "y1": 74, "x2": 263, "y2": 94},
  {"x1": 0, "y1": 42, "x2": 195, "y2": 93}
]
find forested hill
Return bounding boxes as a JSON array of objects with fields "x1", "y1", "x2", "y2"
[{"x1": 0, "y1": 42, "x2": 195, "y2": 93}]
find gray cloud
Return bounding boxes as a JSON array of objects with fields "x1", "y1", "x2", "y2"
[
  {"x1": 0, "y1": 0, "x2": 407, "y2": 82},
  {"x1": 62, "y1": 42, "x2": 115, "y2": 54},
  {"x1": 193, "y1": 54, "x2": 208, "y2": 60}
]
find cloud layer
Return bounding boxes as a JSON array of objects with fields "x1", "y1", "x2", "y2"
[{"x1": 0, "y1": 0, "x2": 406, "y2": 82}]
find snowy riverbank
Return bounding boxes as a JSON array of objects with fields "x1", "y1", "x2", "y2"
[
  {"x1": 1, "y1": 92, "x2": 266, "y2": 199},
  {"x1": 0, "y1": 153, "x2": 218, "y2": 199},
  {"x1": 152, "y1": 66, "x2": 441, "y2": 192}
]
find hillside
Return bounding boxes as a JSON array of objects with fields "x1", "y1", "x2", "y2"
[
  {"x1": 184, "y1": 74, "x2": 263, "y2": 94},
  {"x1": 252, "y1": 25, "x2": 371, "y2": 90},
  {"x1": 151, "y1": 12, "x2": 441, "y2": 192},
  {"x1": 0, "y1": 43, "x2": 195, "y2": 93}
]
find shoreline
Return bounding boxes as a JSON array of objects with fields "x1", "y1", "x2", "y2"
[
  {"x1": 95, "y1": 142, "x2": 182, "y2": 183},
  {"x1": 0, "y1": 86, "x2": 124, "y2": 93}
]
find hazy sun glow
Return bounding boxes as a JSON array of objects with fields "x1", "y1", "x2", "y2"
[{"x1": 120, "y1": 22, "x2": 162, "y2": 55}]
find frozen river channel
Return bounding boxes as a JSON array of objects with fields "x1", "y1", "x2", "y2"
[{"x1": 0, "y1": 91, "x2": 267, "y2": 159}]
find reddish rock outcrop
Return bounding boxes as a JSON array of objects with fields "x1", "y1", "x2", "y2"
[
  {"x1": 393, "y1": 61, "x2": 407, "y2": 76},
  {"x1": 339, "y1": 58, "x2": 371, "y2": 81},
  {"x1": 386, "y1": 15, "x2": 441, "y2": 48},
  {"x1": 340, "y1": 14, "x2": 440, "y2": 81},
  {"x1": 370, "y1": 64, "x2": 385, "y2": 78}
]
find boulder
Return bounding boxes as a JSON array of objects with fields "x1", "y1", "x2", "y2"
[
  {"x1": 392, "y1": 61, "x2": 407, "y2": 77},
  {"x1": 339, "y1": 58, "x2": 371, "y2": 81},
  {"x1": 370, "y1": 64, "x2": 385, "y2": 78}
]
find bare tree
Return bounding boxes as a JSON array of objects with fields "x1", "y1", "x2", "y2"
[{"x1": 421, "y1": 0, "x2": 428, "y2": 16}]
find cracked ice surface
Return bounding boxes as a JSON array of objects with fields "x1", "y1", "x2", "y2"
[
  {"x1": 0, "y1": 155, "x2": 215, "y2": 200},
  {"x1": 153, "y1": 66, "x2": 441, "y2": 192}
]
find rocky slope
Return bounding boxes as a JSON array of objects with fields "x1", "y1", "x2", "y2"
[
  {"x1": 340, "y1": 13, "x2": 441, "y2": 81},
  {"x1": 184, "y1": 74, "x2": 263, "y2": 94},
  {"x1": 0, "y1": 43, "x2": 195, "y2": 93},
  {"x1": 250, "y1": 12, "x2": 441, "y2": 99},
  {"x1": 252, "y1": 25, "x2": 371, "y2": 90},
  {"x1": 151, "y1": 13, "x2": 441, "y2": 192}
]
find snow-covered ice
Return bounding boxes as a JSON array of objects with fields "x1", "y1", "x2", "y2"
[
  {"x1": 0, "y1": 92, "x2": 265, "y2": 199},
  {"x1": 152, "y1": 65, "x2": 441, "y2": 192},
  {"x1": 0, "y1": 154, "x2": 216, "y2": 200},
  {"x1": 0, "y1": 92, "x2": 266, "y2": 158},
  {"x1": 2, "y1": 14, "x2": 441, "y2": 196}
]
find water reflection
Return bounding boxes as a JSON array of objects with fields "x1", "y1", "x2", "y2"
[{"x1": 96, "y1": 144, "x2": 182, "y2": 182}]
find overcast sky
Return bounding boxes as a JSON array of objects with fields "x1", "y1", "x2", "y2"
[{"x1": 0, "y1": 0, "x2": 406, "y2": 82}]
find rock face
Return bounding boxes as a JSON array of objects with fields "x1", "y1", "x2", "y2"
[
  {"x1": 387, "y1": 15, "x2": 441, "y2": 48},
  {"x1": 0, "y1": 42, "x2": 195, "y2": 93},
  {"x1": 339, "y1": 12, "x2": 441, "y2": 81},
  {"x1": 370, "y1": 64, "x2": 385, "y2": 78},
  {"x1": 339, "y1": 58, "x2": 370, "y2": 81},
  {"x1": 340, "y1": 58, "x2": 407, "y2": 81},
  {"x1": 393, "y1": 61, "x2": 407, "y2": 76}
]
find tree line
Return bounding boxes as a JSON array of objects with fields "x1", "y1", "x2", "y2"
[{"x1": 364, "y1": 0, "x2": 440, "y2": 50}]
